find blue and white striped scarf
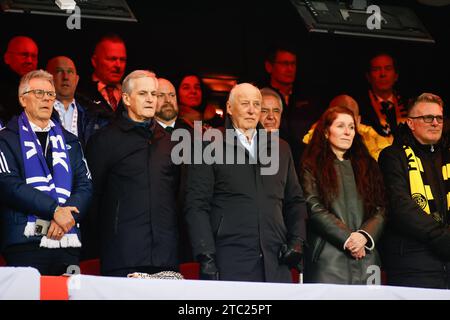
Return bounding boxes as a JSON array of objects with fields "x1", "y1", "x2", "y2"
[{"x1": 18, "y1": 112, "x2": 81, "y2": 248}]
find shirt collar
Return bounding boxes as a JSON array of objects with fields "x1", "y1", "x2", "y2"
[
  {"x1": 29, "y1": 119, "x2": 54, "y2": 132},
  {"x1": 157, "y1": 120, "x2": 175, "y2": 129},
  {"x1": 374, "y1": 93, "x2": 395, "y2": 104},
  {"x1": 93, "y1": 74, "x2": 121, "y2": 92},
  {"x1": 54, "y1": 99, "x2": 76, "y2": 112},
  {"x1": 234, "y1": 127, "x2": 257, "y2": 144}
]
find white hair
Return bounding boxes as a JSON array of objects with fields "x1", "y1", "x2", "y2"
[
  {"x1": 260, "y1": 87, "x2": 283, "y2": 109},
  {"x1": 227, "y1": 83, "x2": 261, "y2": 106},
  {"x1": 122, "y1": 70, "x2": 157, "y2": 94},
  {"x1": 18, "y1": 69, "x2": 54, "y2": 97}
]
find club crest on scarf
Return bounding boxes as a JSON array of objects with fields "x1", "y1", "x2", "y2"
[
  {"x1": 412, "y1": 193, "x2": 427, "y2": 210},
  {"x1": 18, "y1": 112, "x2": 81, "y2": 248}
]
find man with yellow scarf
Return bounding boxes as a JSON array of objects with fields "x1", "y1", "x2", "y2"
[{"x1": 379, "y1": 93, "x2": 450, "y2": 289}]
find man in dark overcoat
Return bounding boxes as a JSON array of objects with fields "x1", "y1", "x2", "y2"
[
  {"x1": 185, "y1": 83, "x2": 307, "y2": 282},
  {"x1": 86, "y1": 70, "x2": 179, "y2": 276}
]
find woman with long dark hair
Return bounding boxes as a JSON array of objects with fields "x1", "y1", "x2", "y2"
[
  {"x1": 174, "y1": 73, "x2": 207, "y2": 128},
  {"x1": 300, "y1": 106, "x2": 385, "y2": 284}
]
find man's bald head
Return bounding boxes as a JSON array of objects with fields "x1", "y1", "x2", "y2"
[
  {"x1": 46, "y1": 56, "x2": 79, "y2": 104},
  {"x1": 328, "y1": 94, "x2": 361, "y2": 126},
  {"x1": 328, "y1": 95, "x2": 359, "y2": 118},
  {"x1": 227, "y1": 83, "x2": 262, "y2": 131},
  {"x1": 4, "y1": 36, "x2": 38, "y2": 76}
]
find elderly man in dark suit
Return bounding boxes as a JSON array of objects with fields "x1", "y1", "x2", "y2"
[{"x1": 185, "y1": 83, "x2": 307, "y2": 283}]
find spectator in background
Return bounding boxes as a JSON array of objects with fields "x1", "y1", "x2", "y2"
[
  {"x1": 0, "y1": 36, "x2": 39, "y2": 125},
  {"x1": 379, "y1": 93, "x2": 450, "y2": 289},
  {"x1": 79, "y1": 34, "x2": 127, "y2": 130},
  {"x1": 357, "y1": 52, "x2": 408, "y2": 138},
  {"x1": 155, "y1": 77, "x2": 192, "y2": 132},
  {"x1": 303, "y1": 94, "x2": 392, "y2": 160},
  {"x1": 46, "y1": 56, "x2": 97, "y2": 148},
  {"x1": 174, "y1": 73, "x2": 208, "y2": 128},
  {"x1": 259, "y1": 87, "x2": 283, "y2": 132},
  {"x1": 300, "y1": 106, "x2": 385, "y2": 284},
  {"x1": 263, "y1": 43, "x2": 324, "y2": 167},
  {"x1": 0, "y1": 70, "x2": 92, "y2": 275},
  {"x1": 156, "y1": 77, "x2": 193, "y2": 263}
]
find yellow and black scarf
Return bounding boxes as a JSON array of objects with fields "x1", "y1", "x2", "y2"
[{"x1": 405, "y1": 145, "x2": 450, "y2": 223}]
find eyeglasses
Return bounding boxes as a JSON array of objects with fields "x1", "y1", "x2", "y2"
[
  {"x1": 22, "y1": 89, "x2": 57, "y2": 100},
  {"x1": 408, "y1": 115, "x2": 444, "y2": 124}
]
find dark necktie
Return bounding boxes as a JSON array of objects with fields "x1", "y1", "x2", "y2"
[
  {"x1": 105, "y1": 86, "x2": 118, "y2": 111},
  {"x1": 381, "y1": 101, "x2": 397, "y2": 134},
  {"x1": 165, "y1": 126, "x2": 174, "y2": 133}
]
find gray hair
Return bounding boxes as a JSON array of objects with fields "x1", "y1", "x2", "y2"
[
  {"x1": 227, "y1": 83, "x2": 261, "y2": 106},
  {"x1": 260, "y1": 87, "x2": 283, "y2": 109},
  {"x1": 122, "y1": 70, "x2": 157, "y2": 95},
  {"x1": 18, "y1": 69, "x2": 54, "y2": 97},
  {"x1": 408, "y1": 92, "x2": 444, "y2": 115}
]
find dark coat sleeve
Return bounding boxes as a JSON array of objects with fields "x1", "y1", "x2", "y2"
[
  {"x1": 184, "y1": 162, "x2": 216, "y2": 258},
  {"x1": 360, "y1": 208, "x2": 385, "y2": 243},
  {"x1": 64, "y1": 140, "x2": 92, "y2": 223},
  {"x1": 85, "y1": 130, "x2": 111, "y2": 229},
  {"x1": 300, "y1": 166, "x2": 352, "y2": 249},
  {"x1": 0, "y1": 138, "x2": 57, "y2": 220},
  {"x1": 282, "y1": 147, "x2": 307, "y2": 243},
  {"x1": 86, "y1": 131, "x2": 110, "y2": 199},
  {"x1": 379, "y1": 146, "x2": 450, "y2": 260}
]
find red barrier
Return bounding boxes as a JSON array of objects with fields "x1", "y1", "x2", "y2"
[{"x1": 40, "y1": 276, "x2": 69, "y2": 300}]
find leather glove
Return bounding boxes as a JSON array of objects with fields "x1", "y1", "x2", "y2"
[
  {"x1": 278, "y1": 238, "x2": 304, "y2": 272},
  {"x1": 197, "y1": 253, "x2": 220, "y2": 280}
]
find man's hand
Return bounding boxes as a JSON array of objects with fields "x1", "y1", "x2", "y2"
[
  {"x1": 197, "y1": 254, "x2": 219, "y2": 280},
  {"x1": 53, "y1": 206, "x2": 79, "y2": 233},
  {"x1": 278, "y1": 239, "x2": 303, "y2": 272},
  {"x1": 47, "y1": 220, "x2": 65, "y2": 240}
]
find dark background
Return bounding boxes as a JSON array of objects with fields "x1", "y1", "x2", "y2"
[{"x1": 0, "y1": 0, "x2": 449, "y2": 110}]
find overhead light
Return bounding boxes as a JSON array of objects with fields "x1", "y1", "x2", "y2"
[
  {"x1": 291, "y1": 0, "x2": 435, "y2": 43},
  {"x1": 55, "y1": 0, "x2": 76, "y2": 11},
  {"x1": 0, "y1": 0, "x2": 137, "y2": 22}
]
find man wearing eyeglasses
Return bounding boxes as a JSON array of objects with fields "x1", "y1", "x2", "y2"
[
  {"x1": 262, "y1": 43, "x2": 324, "y2": 169},
  {"x1": 0, "y1": 36, "x2": 39, "y2": 126},
  {"x1": 0, "y1": 70, "x2": 92, "y2": 275},
  {"x1": 379, "y1": 93, "x2": 450, "y2": 289}
]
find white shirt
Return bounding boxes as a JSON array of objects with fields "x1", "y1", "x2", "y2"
[
  {"x1": 29, "y1": 120, "x2": 53, "y2": 133},
  {"x1": 29, "y1": 120, "x2": 54, "y2": 155},
  {"x1": 53, "y1": 100, "x2": 78, "y2": 136},
  {"x1": 156, "y1": 120, "x2": 176, "y2": 129},
  {"x1": 374, "y1": 93, "x2": 395, "y2": 105},
  {"x1": 235, "y1": 127, "x2": 257, "y2": 159}
]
